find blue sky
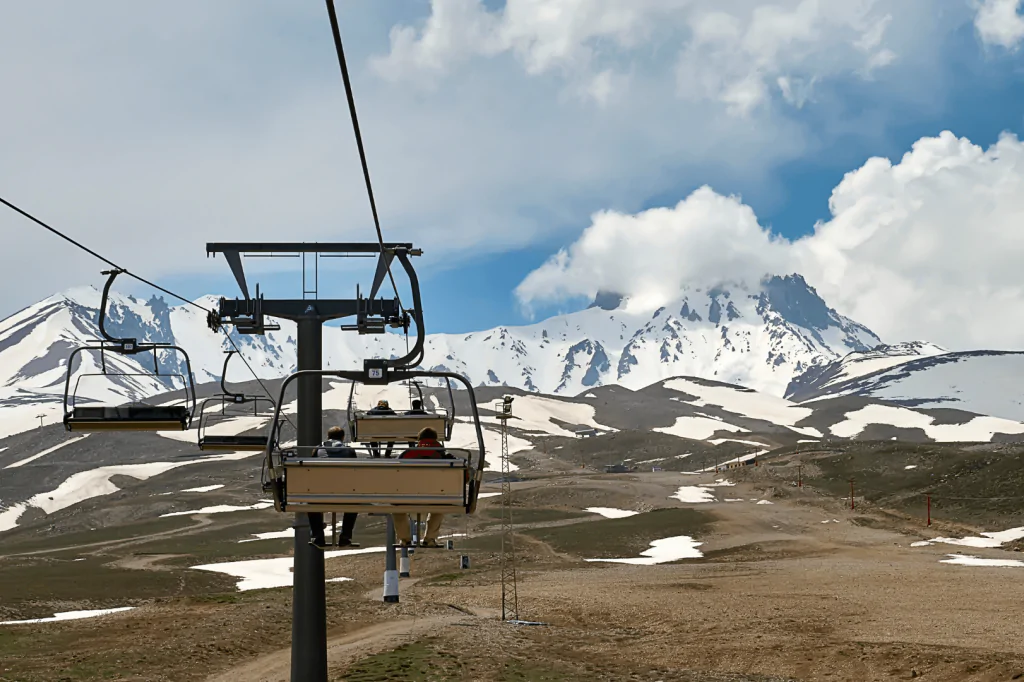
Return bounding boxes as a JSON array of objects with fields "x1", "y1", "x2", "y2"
[{"x1": 6, "y1": 2, "x2": 1024, "y2": 349}]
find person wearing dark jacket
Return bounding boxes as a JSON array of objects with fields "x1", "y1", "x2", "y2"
[
  {"x1": 367, "y1": 399, "x2": 395, "y2": 458},
  {"x1": 392, "y1": 427, "x2": 452, "y2": 547},
  {"x1": 405, "y1": 399, "x2": 429, "y2": 415},
  {"x1": 311, "y1": 426, "x2": 358, "y2": 547}
]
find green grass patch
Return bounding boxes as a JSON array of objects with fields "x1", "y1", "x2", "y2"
[
  {"x1": 335, "y1": 640, "x2": 466, "y2": 681},
  {"x1": 525, "y1": 508, "x2": 712, "y2": 559},
  {"x1": 0, "y1": 516, "x2": 194, "y2": 554},
  {"x1": 483, "y1": 507, "x2": 588, "y2": 525},
  {"x1": 0, "y1": 556, "x2": 233, "y2": 619}
]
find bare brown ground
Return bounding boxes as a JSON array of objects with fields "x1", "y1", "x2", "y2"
[{"x1": 2, "y1": 470, "x2": 1023, "y2": 681}]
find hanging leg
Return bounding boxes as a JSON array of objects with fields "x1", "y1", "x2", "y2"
[
  {"x1": 392, "y1": 513, "x2": 412, "y2": 545},
  {"x1": 423, "y1": 513, "x2": 445, "y2": 546},
  {"x1": 338, "y1": 512, "x2": 359, "y2": 547}
]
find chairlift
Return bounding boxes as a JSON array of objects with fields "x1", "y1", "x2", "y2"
[
  {"x1": 196, "y1": 350, "x2": 277, "y2": 451},
  {"x1": 263, "y1": 363, "x2": 486, "y2": 516},
  {"x1": 62, "y1": 269, "x2": 197, "y2": 432},
  {"x1": 346, "y1": 375, "x2": 455, "y2": 444}
]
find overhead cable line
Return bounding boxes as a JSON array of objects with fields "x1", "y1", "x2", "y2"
[
  {"x1": 0, "y1": 194, "x2": 290, "y2": 426},
  {"x1": 323, "y1": 0, "x2": 405, "y2": 313}
]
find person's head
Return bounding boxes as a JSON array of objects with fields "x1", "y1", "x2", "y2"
[
  {"x1": 376, "y1": 399, "x2": 390, "y2": 409},
  {"x1": 327, "y1": 426, "x2": 345, "y2": 441},
  {"x1": 418, "y1": 427, "x2": 438, "y2": 442},
  {"x1": 411, "y1": 399, "x2": 423, "y2": 410}
]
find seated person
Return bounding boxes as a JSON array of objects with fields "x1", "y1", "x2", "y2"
[
  {"x1": 367, "y1": 400, "x2": 395, "y2": 458},
  {"x1": 392, "y1": 427, "x2": 452, "y2": 548},
  {"x1": 310, "y1": 426, "x2": 358, "y2": 547},
  {"x1": 405, "y1": 399, "x2": 429, "y2": 415},
  {"x1": 315, "y1": 425, "x2": 357, "y2": 458}
]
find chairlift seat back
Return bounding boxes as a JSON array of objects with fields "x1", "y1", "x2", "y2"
[
  {"x1": 198, "y1": 434, "x2": 267, "y2": 451},
  {"x1": 350, "y1": 412, "x2": 449, "y2": 443},
  {"x1": 279, "y1": 458, "x2": 470, "y2": 514},
  {"x1": 64, "y1": 405, "x2": 190, "y2": 432}
]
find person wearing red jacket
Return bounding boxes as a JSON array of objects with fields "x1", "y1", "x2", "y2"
[{"x1": 393, "y1": 427, "x2": 451, "y2": 547}]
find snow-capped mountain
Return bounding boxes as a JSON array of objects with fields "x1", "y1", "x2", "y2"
[
  {"x1": 422, "y1": 275, "x2": 880, "y2": 397},
  {"x1": 789, "y1": 349, "x2": 1024, "y2": 423},
  {"x1": 785, "y1": 341, "x2": 948, "y2": 401},
  {"x1": 0, "y1": 273, "x2": 878, "y2": 421}
]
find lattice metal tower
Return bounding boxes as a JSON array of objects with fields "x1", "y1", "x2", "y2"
[{"x1": 494, "y1": 395, "x2": 519, "y2": 622}]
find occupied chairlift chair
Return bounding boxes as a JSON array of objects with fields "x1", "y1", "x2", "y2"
[
  {"x1": 263, "y1": 365, "x2": 486, "y2": 516},
  {"x1": 346, "y1": 377, "x2": 455, "y2": 445},
  {"x1": 256, "y1": 246, "x2": 486, "y2": 517},
  {"x1": 63, "y1": 269, "x2": 197, "y2": 432},
  {"x1": 197, "y1": 350, "x2": 277, "y2": 451}
]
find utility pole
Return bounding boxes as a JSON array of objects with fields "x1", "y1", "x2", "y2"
[
  {"x1": 495, "y1": 395, "x2": 518, "y2": 622},
  {"x1": 207, "y1": 242, "x2": 417, "y2": 682}
]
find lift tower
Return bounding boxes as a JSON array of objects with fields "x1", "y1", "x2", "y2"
[
  {"x1": 494, "y1": 395, "x2": 519, "y2": 622},
  {"x1": 207, "y1": 242, "x2": 419, "y2": 682}
]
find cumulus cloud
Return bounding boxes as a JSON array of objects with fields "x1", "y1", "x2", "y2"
[
  {"x1": 372, "y1": 0, "x2": 951, "y2": 113},
  {"x1": 974, "y1": 0, "x2": 1024, "y2": 48},
  {"x1": 516, "y1": 187, "x2": 793, "y2": 313},
  {"x1": 517, "y1": 131, "x2": 1024, "y2": 351}
]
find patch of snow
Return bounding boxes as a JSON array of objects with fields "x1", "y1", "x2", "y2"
[
  {"x1": 708, "y1": 438, "x2": 767, "y2": 447},
  {"x1": 585, "y1": 535, "x2": 703, "y2": 565},
  {"x1": 829, "y1": 404, "x2": 1024, "y2": 442},
  {"x1": 655, "y1": 416, "x2": 748, "y2": 441},
  {"x1": 910, "y1": 541, "x2": 931, "y2": 547},
  {"x1": 477, "y1": 492, "x2": 502, "y2": 499},
  {"x1": 161, "y1": 501, "x2": 274, "y2": 518},
  {"x1": 1, "y1": 607, "x2": 134, "y2": 625},
  {"x1": 584, "y1": 393, "x2": 597, "y2": 398},
  {"x1": 704, "y1": 479, "x2": 734, "y2": 487},
  {"x1": 939, "y1": 554, "x2": 1024, "y2": 568},
  {"x1": 585, "y1": 507, "x2": 639, "y2": 519},
  {"x1": 756, "y1": 500, "x2": 773, "y2": 505},
  {"x1": 4, "y1": 435, "x2": 90, "y2": 469},
  {"x1": 191, "y1": 546, "x2": 386, "y2": 590},
  {"x1": 239, "y1": 529, "x2": 293, "y2": 543},
  {"x1": 478, "y1": 394, "x2": 615, "y2": 439},
  {"x1": 671, "y1": 486, "x2": 715, "y2": 504},
  {"x1": 904, "y1": 465, "x2": 918, "y2": 470},
  {"x1": 797, "y1": 439, "x2": 819, "y2": 443},
  {"x1": 662, "y1": 378, "x2": 816, "y2": 429},
  {"x1": 912, "y1": 527, "x2": 1024, "y2": 549},
  {"x1": 181, "y1": 484, "x2": 225, "y2": 493},
  {"x1": 724, "y1": 498, "x2": 744, "y2": 502}
]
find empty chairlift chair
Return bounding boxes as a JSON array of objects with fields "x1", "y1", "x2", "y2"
[
  {"x1": 196, "y1": 350, "x2": 277, "y2": 451},
  {"x1": 263, "y1": 366, "x2": 485, "y2": 516},
  {"x1": 62, "y1": 269, "x2": 197, "y2": 432}
]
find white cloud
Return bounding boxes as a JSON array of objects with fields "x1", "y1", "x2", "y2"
[
  {"x1": 0, "y1": 1, "x2": 981, "y2": 322},
  {"x1": 518, "y1": 131, "x2": 1024, "y2": 351},
  {"x1": 373, "y1": 0, "x2": 947, "y2": 114},
  {"x1": 974, "y1": 0, "x2": 1024, "y2": 48}
]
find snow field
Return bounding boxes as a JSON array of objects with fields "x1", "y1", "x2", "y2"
[
  {"x1": 4, "y1": 435, "x2": 90, "y2": 469},
  {"x1": 940, "y1": 554, "x2": 1024, "y2": 568},
  {"x1": 0, "y1": 608, "x2": 135, "y2": 626},
  {"x1": 160, "y1": 501, "x2": 274, "y2": 518},
  {"x1": 585, "y1": 507, "x2": 639, "y2": 519},
  {"x1": 191, "y1": 547, "x2": 387, "y2": 590},
  {"x1": 829, "y1": 404, "x2": 1024, "y2": 441},
  {"x1": 585, "y1": 536, "x2": 704, "y2": 565}
]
